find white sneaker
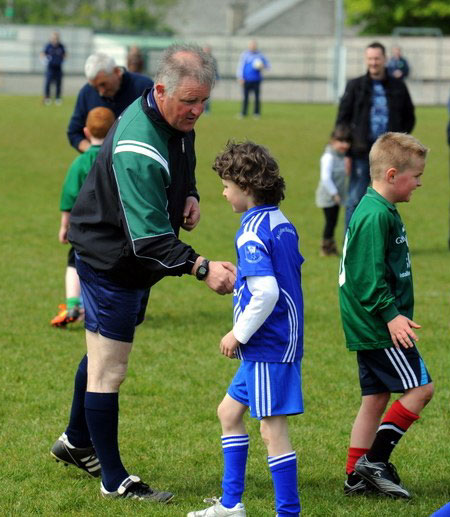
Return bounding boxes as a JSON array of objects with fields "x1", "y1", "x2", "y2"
[{"x1": 187, "y1": 497, "x2": 246, "y2": 517}]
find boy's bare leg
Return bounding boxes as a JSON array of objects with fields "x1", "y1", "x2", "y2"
[
  {"x1": 65, "y1": 265, "x2": 81, "y2": 299},
  {"x1": 260, "y1": 415, "x2": 292, "y2": 456},
  {"x1": 350, "y1": 393, "x2": 390, "y2": 448},
  {"x1": 398, "y1": 383, "x2": 434, "y2": 414},
  {"x1": 218, "y1": 394, "x2": 248, "y2": 435}
]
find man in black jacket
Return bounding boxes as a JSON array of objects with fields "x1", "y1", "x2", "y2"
[
  {"x1": 50, "y1": 44, "x2": 236, "y2": 503},
  {"x1": 336, "y1": 41, "x2": 415, "y2": 228}
]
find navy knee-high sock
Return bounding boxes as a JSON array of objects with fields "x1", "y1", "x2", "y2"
[
  {"x1": 84, "y1": 391, "x2": 128, "y2": 492},
  {"x1": 65, "y1": 355, "x2": 91, "y2": 447}
]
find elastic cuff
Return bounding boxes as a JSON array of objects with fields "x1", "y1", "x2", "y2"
[{"x1": 379, "y1": 304, "x2": 399, "y2": 323}]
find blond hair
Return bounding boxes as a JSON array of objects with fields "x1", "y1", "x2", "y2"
[{"x1": 369, "y1": 132, "x2": 428, "y2": 180}]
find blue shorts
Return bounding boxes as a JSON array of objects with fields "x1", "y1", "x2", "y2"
[
  {"x1": 76, "y1": 256, "x2": 150, "y2": 343},
  {"x1": 228, "y1": 360, "x2": 303, "y2": 420},
  {"x1": 357, "y1": 346, "x2": 432, "y2": 396}
]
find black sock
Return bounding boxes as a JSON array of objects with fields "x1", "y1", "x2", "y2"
[
  {"x1": 85, "y1": 391, "x2": 128, "y2": 491},
  {"x1": 65, "y1": 355, "x2": 91, "y2": 447}
]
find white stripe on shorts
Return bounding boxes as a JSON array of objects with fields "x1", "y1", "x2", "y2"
[
  {"x1": 384, "y1": 347, "x2": 418, "y2": 390},
  {"x1": 254, "y1": 362, "x2": 272, "y2": 418}
]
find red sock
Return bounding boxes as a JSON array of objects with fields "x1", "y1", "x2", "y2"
[
  {"x1": 346, "y1": 447, "x2": 370, "y2": 475},
  {"x1": 383, "y1": 399, "x2": 419, "y2": 430}
]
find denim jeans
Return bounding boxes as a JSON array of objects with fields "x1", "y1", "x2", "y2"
[{"x1": 345, "y1": 155, "x2": 371, "y2": 229}]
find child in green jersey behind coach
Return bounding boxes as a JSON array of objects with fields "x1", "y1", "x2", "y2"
[
  {"x1": 339, "y1": 132, "x2": 434, "y2": 499},
  {"x1": 51, "y1": 107, "x2": 115, "y2": 327}
]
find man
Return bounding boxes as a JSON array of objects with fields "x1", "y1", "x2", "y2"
[
  {"x1": 335, "y1": 41, "x2": 415, "y2": 228},
  {"x1": 387, "y1": 46, "x2": 410, "y2": 81},
  {"x1": 50, "y1": 44, "x2": 236, "y2": 502},
  {"x1": 67, "y1": 52, "x2": 153, "y2": 152},
  {"x1": 236, "y1": 39, "x2": 270, "y2": 118},
  {"x1": 41, "y1": 32, "x2": 66, "y2": 105}
]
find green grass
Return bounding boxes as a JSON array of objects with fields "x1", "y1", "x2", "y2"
[{"x1": 1, "y1": 96, "x2": 449, "y2": 516}]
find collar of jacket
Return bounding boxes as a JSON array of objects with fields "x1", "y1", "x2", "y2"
[{"x1": 364, "y1": 69, "x2": 393, "y2": 88}]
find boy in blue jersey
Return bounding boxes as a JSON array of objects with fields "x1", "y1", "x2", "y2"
[{"x1": 188, "y1": 141, "x2": 304, "y2": 517}]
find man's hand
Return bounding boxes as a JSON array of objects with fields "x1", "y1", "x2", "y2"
[
  {"x1": 181, "y1": 196, "x2": 200, "y2": 231},
  {"x1": 387, "y1": 314, "x2": 421, "y2": 348},
  {"x1": 220, "y1": 330, "x2": 240, "y2": 358},
  {"x1": 205, "y1": 261, "x2": 236, "y2": 295}
]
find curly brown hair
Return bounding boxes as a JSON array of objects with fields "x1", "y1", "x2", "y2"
[{"x1": 212, "y1": 140, "x2": 285, "y2": 206}]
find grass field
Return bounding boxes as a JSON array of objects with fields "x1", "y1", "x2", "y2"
[{"x1": 1, "y1": 95, "x2": 449, "y2": 517}]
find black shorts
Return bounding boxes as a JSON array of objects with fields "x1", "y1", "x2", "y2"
[
  {"x1": 67, "y1": 247, "x2": 76, "y2": 267},
  {"x1": 357, "y1": 346, "x2": 432, "y2": 396}
]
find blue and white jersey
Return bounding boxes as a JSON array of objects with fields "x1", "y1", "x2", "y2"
[
  {"x1": 233, "y1": 205, "x2": 304, "y2": 362},
  {"x1": 236, "y1": 50, "x2": 270, "y2": 82}
]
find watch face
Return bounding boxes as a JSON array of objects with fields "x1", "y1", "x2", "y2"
[{"x1": 198, "y1": 266, "x2": 207, "y2": 277}]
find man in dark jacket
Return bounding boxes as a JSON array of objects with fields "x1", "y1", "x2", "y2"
[
  {"x1": 51, "y1": 44, "x2": 236, "y2": 503},
  {"x1": 67, "y1": 52, "x2": 153, "y2": 152},
  {"x1": 336, "y1": 41, "x2": 415, "y2": 228}
]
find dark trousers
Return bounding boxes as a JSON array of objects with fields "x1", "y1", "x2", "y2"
[
  {"x1": 242, "y1": 80, "x2": 261, "y2": 116},
  {"x1": 345, "y1": 155, "x2": 370, "y2": 229},
  {"x1": 323, "y1": 205, "x2": 340, "y2": 240},
  {"x1": 45, "y1": 68, "x2": 63, "y2": 99}
]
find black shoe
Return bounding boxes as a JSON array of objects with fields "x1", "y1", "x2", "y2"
[
  {"x1": 355, "y1": 455, "x2": 411, "y2": 499},
  {"x1": 101, "y1": 475, "x2": 174, "y2": 503},
  {"x1": 50, "y1": 433, "x2": 101, "y2": 478},
  {"x1": 344, "y1": 472, "x2": 372, "y2": 496}
]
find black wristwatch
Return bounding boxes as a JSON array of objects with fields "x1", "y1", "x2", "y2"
[{"x1": 195, "y1": 259, "x2": 210, "y2": 281}]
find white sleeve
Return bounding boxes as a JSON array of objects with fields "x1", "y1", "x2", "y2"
[
  {"x1": 233, "y1": 275, "x2": 279, "y2": 344},
  {"x1": 320, "y1": 153, "x2": 338, "y2": 197}
]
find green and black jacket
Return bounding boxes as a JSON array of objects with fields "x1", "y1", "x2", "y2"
[{"x1": 69, "y1": 89, "x2": 200, "y2": 288}]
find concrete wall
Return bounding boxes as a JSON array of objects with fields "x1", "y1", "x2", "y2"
[{"x1": 1, "y1": 25, "x2": 450, "y2": 105}]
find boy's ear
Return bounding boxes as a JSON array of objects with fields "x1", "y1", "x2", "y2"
[
  {"x1": 386, "y1": 167, "x2": 397, "y2": 183},
  {"x1": 83, "y1": 126, "x2": 91, "y2": 140}
]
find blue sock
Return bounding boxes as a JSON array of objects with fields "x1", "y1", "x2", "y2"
[
  {"x1": 221, "y1": 434, "x2": 249, "y2": 508},
  {"x1": 65, "y1": 355, "x2": 91, "y2": 447},
  {"x1": 84, "y1": 391, "x2": 128, "y2": 492},
  {"x1": 268, "y1": 452, "x2": 301, "y2": 516}
]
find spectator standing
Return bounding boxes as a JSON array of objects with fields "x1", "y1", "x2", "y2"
[
  {"x1": 126, "y1": 45, "x2": 145, "y2": 73},
  {"x1": 41, "y1": 31, "x2": 66, "y2": 106},
  {"x1": 387, "y1": 46, "x2": 410, "y2": 81},
  {"x1": 50, "y1": 43, "x2": 236, "y2": 503},
  {"x1": 335, "y1": 41, "x2": 415, "y2": 229},
  {"x1": 67, "y1": 52, "x2": 153, "y2": 152},
  {"x1": 236, "y1": 40, "x2": 270, "y2": 119}
]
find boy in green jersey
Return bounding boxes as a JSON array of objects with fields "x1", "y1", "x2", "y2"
[
  {"x1": 51, "y1": 107, "x2": 115, "y2": 327},
  {"x1": 339, "y1": 132, "x2": 434, "y2": 499}
]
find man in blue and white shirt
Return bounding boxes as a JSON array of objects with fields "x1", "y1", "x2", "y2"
[
  {"x1": 236, "y1": 40, "x2": 270, "y2": 118},
  {"x1": 188, "y1": 141, "x2": 304, "y2": 517}
]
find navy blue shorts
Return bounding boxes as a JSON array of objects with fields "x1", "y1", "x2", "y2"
[
  {"x1": 357, "y1": 346, "x2": 432, "y2": 396},
  {"x1": 75, "y1": 255, "x2": 149, "y2": 343}
]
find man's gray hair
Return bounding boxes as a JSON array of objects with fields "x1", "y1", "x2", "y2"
[
  {"x1": 85, "y1": 53, "x2": 117, "y2": 80},
  {"x1": 155, "y1": 43, "x2": 217, "y2": 96}
]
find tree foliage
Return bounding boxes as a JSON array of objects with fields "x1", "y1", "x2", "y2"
[
  {"x1": 0, "y1": 0, "x2": 178, "y2": 34},
  {"x1": 345, "y1": 0, "x2": 450, "y2": 35}
]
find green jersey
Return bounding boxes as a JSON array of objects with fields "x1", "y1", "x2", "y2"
[
  {"x1": 60, "y1": 145, "x2": 101, "y2": 211},
  {"x1": 339, "y1": 187, "x2": 414, "y2": 351}
]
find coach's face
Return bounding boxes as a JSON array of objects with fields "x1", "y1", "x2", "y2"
[
  {"x1": 90, "y1": 68, "x2": 123, "y2": 98},
  {"x1": 155, "y1": 78, "x2": 210, "y2": 132},
  {"x1": 365, "y1": 47, "x2": 386, "y2": 80}
]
